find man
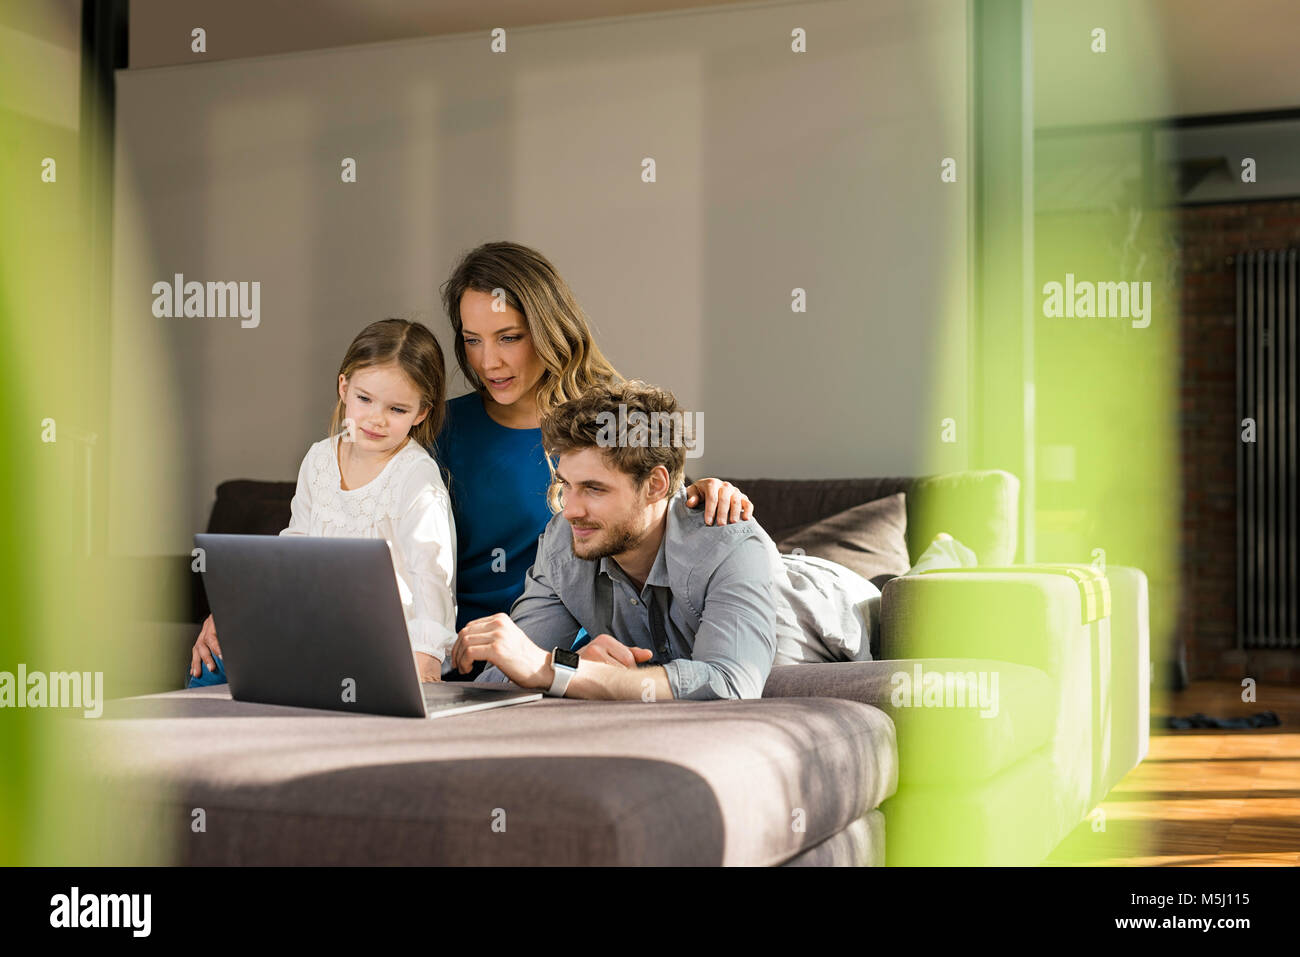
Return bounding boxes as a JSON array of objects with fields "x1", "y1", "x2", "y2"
[{"x1": 448, "y1": 380, "x2": 874, "y2": 700}]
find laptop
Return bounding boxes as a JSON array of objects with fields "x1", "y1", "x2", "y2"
[{"x1": 195, "y1": 534, "x2": 542, "y2": 718}]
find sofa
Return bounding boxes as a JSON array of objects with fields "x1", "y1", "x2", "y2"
[{"x1": 87, "y1": 469, "x2": 1149, "y2": 866}]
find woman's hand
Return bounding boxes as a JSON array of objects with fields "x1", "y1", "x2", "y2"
[
  {"x1": 684, "y1": 478, "x2": 754, "y2": 526},
  {"x1": 415, "y1": 652, "x2": 443, "y2": 683},
  {"x1": 578, "y1": 634, "x2": 653, "y2": 669},
  {"x1": 189, "y1": 614, "x2": 222, "y2": 678}
]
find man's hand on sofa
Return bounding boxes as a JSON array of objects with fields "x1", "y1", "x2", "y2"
[
  {"x1": 579, "y1": 634, "x2": 654, "y2": 668},
  {"x1": 190, "y1": 614, "x2": 222, "y2": 678}
]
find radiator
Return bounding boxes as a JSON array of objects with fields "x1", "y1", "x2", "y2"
[{"x1": 1237, "y1": 249, "x2": 1299, "y2": 650}]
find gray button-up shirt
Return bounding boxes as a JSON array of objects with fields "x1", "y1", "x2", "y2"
[{"x1": 487, "y1": 490, "x2": 780, "y2": 700}]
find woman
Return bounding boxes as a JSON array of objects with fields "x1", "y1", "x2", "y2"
[{"x1": 433, "y1": 241, "x2": 751, "y2": 679}]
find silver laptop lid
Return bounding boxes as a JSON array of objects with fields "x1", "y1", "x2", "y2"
[{"x1": 196, "y1": 534, "x2": 430, "y2": 717}]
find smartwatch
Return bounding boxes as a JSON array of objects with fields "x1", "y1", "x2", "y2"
[{"x1": 546, "y1": 647, "x2": 580, "y2": 697}]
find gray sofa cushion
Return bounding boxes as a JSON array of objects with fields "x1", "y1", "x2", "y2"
[
  {"x1": 781, "y1": 809, "x2": 885, "y2": 866},
  {"x1": 775, "y1": 492, "x2": 911, "y2": 589},
  {"x1": 762, "y1": 658, "x2": 1054, "y2": 783},
  {"x1": 87, "y1": 686, "x2": 898, "y2": 866}
]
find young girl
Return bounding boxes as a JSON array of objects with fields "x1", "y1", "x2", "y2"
[{"x1": 188, "y1": 319, "x2": 457, "y2": 685}]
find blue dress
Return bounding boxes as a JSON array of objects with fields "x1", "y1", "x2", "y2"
[{"x1": 433, "y1": 392, "x2": 555, "y2": 629}]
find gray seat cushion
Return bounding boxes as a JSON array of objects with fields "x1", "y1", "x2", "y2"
[
  {"x1": 781, "y1": 809, "x2": 886, "y2": 866},
  {"x1": 763, "y1": 658, "x2": 1055, "y2": 783},
  {"x1": 85, "y1": 686, "x2": 898, "y2": 866}
]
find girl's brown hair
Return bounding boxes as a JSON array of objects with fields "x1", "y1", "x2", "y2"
[
  {"x1": 439, "y1": 242, "x2": 622, "y2": 417},
  {"x1": 328, "y1": 319, "x2": 446, "y2": 451}
]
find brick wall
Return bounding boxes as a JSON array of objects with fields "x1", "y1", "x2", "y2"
[{"x1": 1176, "y1": 199, "x2": 1300, "y2": 683}]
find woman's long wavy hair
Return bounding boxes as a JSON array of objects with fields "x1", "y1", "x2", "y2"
[{"x1": 440, "y1": 242, "x2": 622, "y2": 418}]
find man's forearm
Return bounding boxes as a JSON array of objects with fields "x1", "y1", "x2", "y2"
[{"x1": 544, "y1": 659, "x2": 675, "y2": 701}]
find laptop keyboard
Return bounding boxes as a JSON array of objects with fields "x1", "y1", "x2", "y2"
[{"x1": 420, "y1": 682, "x2": 522, "y2": 712}]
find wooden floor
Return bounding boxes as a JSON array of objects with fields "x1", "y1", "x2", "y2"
[{"x1": 1046, "y1": 680, "x2": 1300, "y2": 866}]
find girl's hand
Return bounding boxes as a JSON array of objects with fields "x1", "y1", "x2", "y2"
[
  {"x1": 415, "y1": 652, "x2": 443, "y2": 683},
  {"x1": 190, "y1": 614, "x2": 222, "y2": 678},
  {"x1": 684, "y1": 478, "x2": 754, "y2": 526}
]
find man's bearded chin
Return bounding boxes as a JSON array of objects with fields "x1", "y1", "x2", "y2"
[{"x1": 571, "y1": 518, "x2": 642, "y2": 561}]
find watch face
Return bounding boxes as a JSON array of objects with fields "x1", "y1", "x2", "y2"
[{"x1": 553, "y1": 647, "x2": 580, "y2": 670}]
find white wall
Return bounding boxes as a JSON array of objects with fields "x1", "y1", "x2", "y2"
[
  {"x1": 112, "y1": 0, "x2": 969, "y2": 552},
  {"x1": 1034, "y1": 0, "x2": 1300, "y2": 127}
]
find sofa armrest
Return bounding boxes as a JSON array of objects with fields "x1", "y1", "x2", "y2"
[
  {"x1": 881, "y1": 568, "x2": 1137, "y2": 836},
  {"x1": 1090, "y1": 565, "x2": 1150, "y2": 789},
  {"x1": 1010, "y1": 564, "x2": 1150, "y2": 798},
  {"x1": 880, "y1": 570, "x2": 1084, "y2": 679}
]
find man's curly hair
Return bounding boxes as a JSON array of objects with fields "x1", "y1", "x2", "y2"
[{"x1": 541, "y1": 380, "x2": 692, "y2": 512}]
